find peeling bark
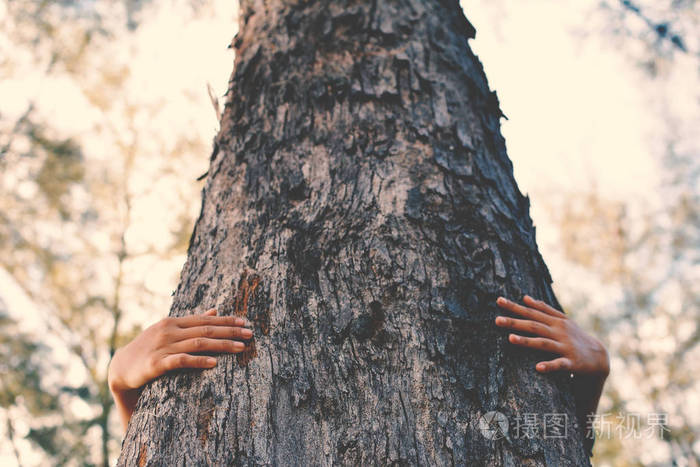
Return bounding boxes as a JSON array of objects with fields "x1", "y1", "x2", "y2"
[{"x1": 119, "y1": 0, "x2": 591, "y2": 465}]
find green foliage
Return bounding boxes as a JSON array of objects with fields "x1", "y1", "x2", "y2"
[
  {"x1": 26, "y1": 422, "x2": 94, "y2": 466},
  {"x1": 0, "y1": 311, "x2": 58, "y2": 414},
  {"x1": 0, "y1": 0, "x2": 213, "y2": 464},
  {"x1": 547, "y1": 142, "x2": 699, "y2": 463},
  {"x1": 30, "y1": 124, "x2": 85, "y2": 219}
]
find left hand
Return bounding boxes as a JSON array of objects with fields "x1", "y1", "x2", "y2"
[{"x1": 494, "y1": 295, "x2": 609, "y2": 378}]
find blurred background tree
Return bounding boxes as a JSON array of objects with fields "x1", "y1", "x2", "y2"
[
  {"x1": 0, "y1": 0, "x2": 697, "y2": 465},
  {"x1": 538, "y1": 1, "x2": 699, "y2": 464},
  {"x1": 543, "y1": 139, "x2": 699, "y2": 465},
  {"x1": 0, "y1": 0, "x2": 230, "y2": 464}
]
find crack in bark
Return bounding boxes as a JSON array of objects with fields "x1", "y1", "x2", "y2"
[{"x1": 398, "y1": 389, "x2": 420, "y2": 465}]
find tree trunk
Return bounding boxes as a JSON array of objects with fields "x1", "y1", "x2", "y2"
[{"x1": 119, "y1": 0, "x2": 591, "y2": 465}]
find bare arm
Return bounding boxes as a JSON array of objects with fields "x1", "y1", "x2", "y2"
[
  {"x1": 494, "y1": 295, "x2": 609, "y2": 454},
  {"x1": 108, "y1": 309, "x2": 253, "y2": 431}
]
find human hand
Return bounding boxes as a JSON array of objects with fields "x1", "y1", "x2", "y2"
[
  {"x1": 108, "y1": 308, "x2": 253, "y2": 430},
  {"x1": 495, "y1": 294, "x2": 609, "y2": 456},
  {"x1": 109, "y1": 309, "x2": 253, "y2": 394},
  {"x1": 494, "y1": 295, "x2": 609, "y2": 378}
]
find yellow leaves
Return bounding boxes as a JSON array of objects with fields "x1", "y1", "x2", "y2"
[
  {"x1": 82, "y1": 62, "x2": 131, "y2": 112},
  {"x1": 546, "y1": 190, "x2": 631, "y2": 282},
  {"x1": 33, "y1": 136, "x2": 85, "y2": 218}
]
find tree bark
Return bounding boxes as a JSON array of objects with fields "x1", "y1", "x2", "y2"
[{"x1": 119, "y1": 0, "x2": 591, "y2": 465}]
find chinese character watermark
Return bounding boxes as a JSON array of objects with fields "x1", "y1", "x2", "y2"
[
  {"x1": 477, "y1": 411, "x2": 669, "y2": 441},
  {"x1": 543, "y1": 413, "x2": 568, "y2": 438}
]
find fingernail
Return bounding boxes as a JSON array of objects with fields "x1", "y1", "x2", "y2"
[
  {"x1": 537, "y1": 363, "x2": 545, "y2": 370},
  {"x1": 242, "y1": 328, "x2": 253, "y2": 338},
  {"x1": 495, "y1": 317, "x2": 506, "y2": 325},
  {"x1": 510, "y1": 334, "x2": 519, "y2": 342},
  {"x1": 207, "y1": 357, "x2": 217, "y2": 365}
]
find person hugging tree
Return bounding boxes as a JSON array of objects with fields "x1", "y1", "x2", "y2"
[
  {"x1": 494, "y1": 295, "x2": 610, "y2": 456},
  {"x1": 109, "y1": 295, "x2": 609, "y2": 456}
]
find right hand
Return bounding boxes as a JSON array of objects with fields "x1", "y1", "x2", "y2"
[{"x1": 108, "y1": 309, "x2": 253, "y2": 394}]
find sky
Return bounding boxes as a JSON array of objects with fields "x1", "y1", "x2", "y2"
[
  {"x1": 461, "y1": 0, "x2": 669, "y2": 228},
  {"x1": 461, "y1": 0, "x2": 697, "y2": 314}
]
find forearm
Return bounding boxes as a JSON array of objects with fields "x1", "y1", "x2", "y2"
[
  {"x1": 572, "y1": 372, "x2": 608, "y2": 445},
  {"x1": 108, "y1": 349, "x2": 142, "y2": 432},
  {"x1": 574, "y1": 338, "x2": 609, "y2": 430},
  {"x1": 110, "y1": 385, "x2": 142, "y2": 432}
]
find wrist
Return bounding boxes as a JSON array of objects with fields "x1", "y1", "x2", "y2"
[
  {"x1": 572, "y1": 372, "x2": 607, "y2": 396},
  {"x1": 108, "y1": 367, "x2": 142, "y2": 414},
  {"x1": 108, "y1": 349, "x2": 130, "y2": 395},
  {"x1": 578, "y1": 338, "x2": 610, "y2": 381},
  {"x1": 593, "y1": 338, "x2": 610, "y2": 379}
]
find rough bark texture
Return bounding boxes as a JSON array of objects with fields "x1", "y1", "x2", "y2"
[{"x1": 119, "y1": 0, "x2": 591, "y2": 465}]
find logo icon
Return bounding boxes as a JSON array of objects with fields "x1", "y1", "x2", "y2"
[{"x1": 478, "y1": 411, "x2": 509, "y2": 440}]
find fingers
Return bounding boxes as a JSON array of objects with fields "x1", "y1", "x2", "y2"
[
  {"x1": 496, "y1": 297, "x2": 554, "y2": 324},
  {"x1": 203, "y1": 308, "x2": 217, "y2": 316},
  {"x1": 494, "y1": 316, "x2": 554, "y2": 338},
  {"x1": 160, "y1": 353, "x2": 218, "y2": 372},
  {"x1": 175, "y1": 314, "x2": 249, "y2": 328},
  {"x1": 170, "y1": 337, "x2": 246, "y2": 355},
  {"x1": 522, "y1": 295, "x2": 566, "y2": 317},
  {"x1": 536, "y1": 357, "x2": 573, "y2": 373},
  {"x1": 507, "y1": 333, "x2": 563, "y2": 353},
  {"x1": 176, "y1": 324, "x2": 253, "y2": 342}
]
